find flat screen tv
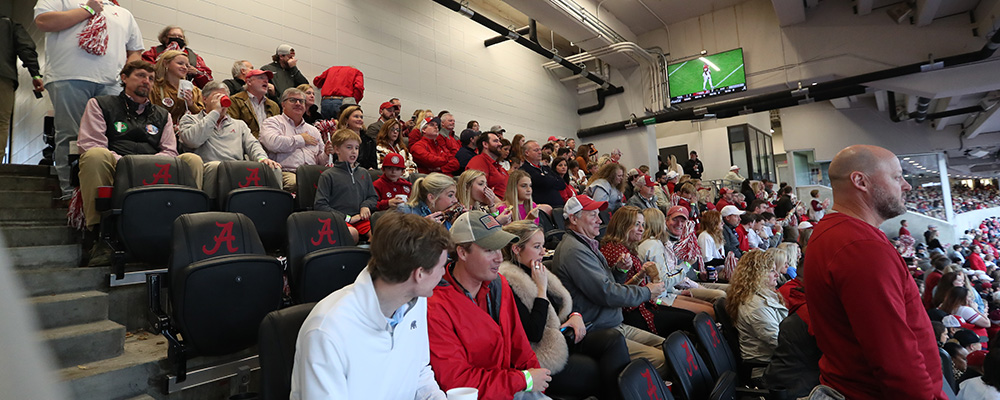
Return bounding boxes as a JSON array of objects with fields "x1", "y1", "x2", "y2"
[{"x1": 668, "y1": 48, "x2": 747, "y2": 105}]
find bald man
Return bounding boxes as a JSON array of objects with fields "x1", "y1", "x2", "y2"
[{"x1": 803, "y1": 145, "x2": 945, "y2": 399}]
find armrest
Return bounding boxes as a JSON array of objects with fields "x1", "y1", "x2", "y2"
[
  {"x1": 95, "y1": 186, "x2": 113, "y2": 212},
  {"x1": 146, "y1": 272, "x2": 170, "y2": 333}
]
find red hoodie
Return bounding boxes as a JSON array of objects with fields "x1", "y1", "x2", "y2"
[{"x1": 372, "y1": 175, "x2": 413, "y2": 211}]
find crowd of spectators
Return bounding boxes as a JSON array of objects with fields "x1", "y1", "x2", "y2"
[
  {"x1": 904, "y1": 183, "x2": 1000, "y2": 220},
  {"x1": 14, "y1": 6, "x2": 1000, "y2": 398}
]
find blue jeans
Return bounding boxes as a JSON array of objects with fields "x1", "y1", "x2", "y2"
[
  {"x1": 46, "y1": 80, "x2": 121, "y2": 198},
  {"x1": 320, "y1": 96, "x2": 355, "y2": 120}
]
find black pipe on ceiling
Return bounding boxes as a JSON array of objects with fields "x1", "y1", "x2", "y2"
[
  {"x1": 911, "y1": 97, "x2": 932, "y2": 122},
  {"x1": 430, "y1": 0, "x2": 624, "y2": 114},
  {"x1": 578, "y1": 27, "x2": 1000, "y2": 138},
  {"x1": 484, "y1": 26, "x2": 530, "y2": 47}
]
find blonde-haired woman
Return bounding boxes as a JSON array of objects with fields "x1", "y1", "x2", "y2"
[
  {"x1": 666, "y1": 154, "x2": 684, "y2": 176},
  {"x1": 456, "y1": 169, "x2": 512, "y2": 225},
  {"x1": 498, "y1": 169, "x2": 551, "y2": 224},
  {"x1": 151, "y1": 49, "x2": 204, "y2": 125},
  {"x1": 499, "y1": 221, "x2": 630, "y2": 399},
  {"x1": 726, "y1": 249, "x2": 788, "y2": 363},
  {"x1": 396, "y1": 173, "x2": 460, "y2": 229},
  {"x1": 637, "y1": 208, "x2": 716, "y2": 318},
  {"x1": 698, "y1": 210, "x2": 726, "y2": 265}
]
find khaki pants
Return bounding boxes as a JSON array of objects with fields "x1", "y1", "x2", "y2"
[
  {"x1": 617, "y1": 324, "x2": 668, "y2": 376},
  {"x1": 79, "y1": 148, "x2": 203, "y2": 228},
  {"x1": 281, "y1": 171, "x2": 297, "y2": 192},
  {"x1": 689, "y1": 287, "x2": 727, "y2": 303},
  {"x1": 202, "y1": 160, "x2": 282, "y2": 199}
]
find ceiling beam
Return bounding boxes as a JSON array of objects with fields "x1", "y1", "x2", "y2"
[
  {"x1": 856, "y1": 0, "x2": 874, "y2": 15},
  {"x1": 931, "y1": 96, "x2": 960, "y2": 130},
  {"x1": 964, "y1": 103, "x2": 1000, "y2": 139},
  {"x1": 914, "y1": 0, "x2": 942, "y2": 27},
  {"x1": 874, "y1": 90, "x2": 888, "y2": 112},
  {"x1": 771, "y1": 0, "x2": 806, "y2": 26}
]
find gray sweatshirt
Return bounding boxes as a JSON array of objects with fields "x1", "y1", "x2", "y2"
[
  {"x1": 314, "y1": 161, "x2": 378, "y2": 216},
  {"x1": 177, "y1": 110, "x2": 268, "y2": 162}
]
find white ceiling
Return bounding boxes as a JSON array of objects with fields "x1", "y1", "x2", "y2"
[{"x1": 598, "y1": 0, "x2": 753, "y2": 36}]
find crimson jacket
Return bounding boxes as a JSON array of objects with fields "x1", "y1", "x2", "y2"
[
  {"x1": 372, "y1": 175, "x2": 412, "y2": 211},
  {"x1": 427, "y1": 265, "x2": 540, "y2": 400},
  {"x1": 411, "y1": 134, "x2": 459, "y2": 175},
  {"x1": 804, "y1": 212, "x2": 945, "y2": 400}
]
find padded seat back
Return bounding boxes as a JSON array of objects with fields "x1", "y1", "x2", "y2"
[
  {"x1": 713, "y1": 297, "x2": 743, "y2": 367},
  {"x1": 295, "y1": 165, "x2": 330, "y2": 210},
  {"x1": 297, "y1": 247, "x2": 370, "y2": 303},
  {"x1": 168, "y1": 212, "x2": 283, "y2": 355},
  {"x1": 941, "y1": 347, "x2": 957, "y2": 394},
  {"x1": 664, "y1": 331, "x2": 715, "y2": 400},
  {"x1": 692, "y1": 312, "x2": 738, "y2": 379},
  {"x1": 618, "y1": 358, "x2": 675, "y2": 400},
  {"x1": 112, "y1": 155, "x2": 209, "y2": 265},
  {"x1": 112, "y1": 155, "x2": 200, "y2": 207},
  {"x1": 286, "y1": 211, "x2": 355, "y2": 301},
  {"x1": 219, "y1": 161, "x2": 294, "y2": 251},
  {"x1": 259, "y1": 302, "x2": 316, "y2": 400},
  {"x1": 551, "y1": 207, "x2": 566, "y2": 230},
  {"x1": 708, "y1": 370, "x2": 737, "y2": 400}
]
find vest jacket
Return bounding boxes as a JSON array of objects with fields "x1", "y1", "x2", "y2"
[{"x1": 94, "y1": 92, "x2": 169, "y2": 156}]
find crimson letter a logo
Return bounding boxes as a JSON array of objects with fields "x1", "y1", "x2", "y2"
[
  {"x1": 202, "y1": 221, "x2": 238, "y2": 255},
  {"x1": 142, "y1": 163, "x2": 172, "y2": 185},
  {"x1": 310, "y1": 218, "x2": 337, "y2": 246},
  {"x1": 238, "y1": 168, "x2": 261, "y2": 188}
]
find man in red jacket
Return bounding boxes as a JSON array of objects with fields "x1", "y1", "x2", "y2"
[
  {"x1": 804, "y1": 145, "x2": 945, "y2": 400},
  {"x1": 466, "y1": 131, "x2": 509, "y2": 198},
  {"x1": 427, "y1": 210, "x2": 551, "y2": 399},
  {"x1": 411, "y1": 117, "x2": 458, "y2": 175}
]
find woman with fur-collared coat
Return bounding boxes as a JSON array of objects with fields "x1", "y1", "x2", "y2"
[{"x1": 500, "y1": 221, "x2": 630, "y2": 400}]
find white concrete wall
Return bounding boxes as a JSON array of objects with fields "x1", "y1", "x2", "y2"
[
  {"x1": 653, "y1": 111, "x2": 771, "y2": 182},
  {"x1": 780, "y1": 99, "x2": 1000, "y2": 162},
  {"x1": 10, "y1": 0, "x2": 582, "y2": 164},
  {"x1": 881, "y1": 211, "x2": 955, "y2": 246}
]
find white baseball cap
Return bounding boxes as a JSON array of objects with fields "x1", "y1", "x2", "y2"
[{"x1": 720, "y1": 205, "x2": 745, "y2": 217}]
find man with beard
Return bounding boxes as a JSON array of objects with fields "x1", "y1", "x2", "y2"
[
  {"x1": 466, "y1": 131, "x2": 509, "y2": 198},
  {"x1": 804, "y1": 145, "x2": 945, "y2": 400},
  {"x1": 76, "y1": 61, "x2": 203, "y2": 264},
  {"x1": 262, "y1": 44, "x2": 308, "y2": 103}
]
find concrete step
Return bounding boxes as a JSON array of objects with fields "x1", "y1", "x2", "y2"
[
  {"x1": 31, "y1": 290, "x2": 109, "y2": 330},
  {"x1": 0, "y1": 175, "x2": 57, "y2": 191},
  {"x1": 42, "y1": 319, "x2": 125, "y2": 368},
  {"x1": 0, "y1": 207, "x2": 68, "y2": 225},
  {"x1": 0, "y1": 164, "x2": 53, "y2": 177},
  {"x1": 60, "y1": 333, "x2": 167, "y2": 400},
  {"x1": 17, "y1": 267, "x2": 105, "y2": 297},
  {"x1": 1, "y1": 225, "x2": 78, "y2": 247},
  {"x1": 0, "y1": 190, "x2": 58, "y2": 209},
  {"x1": 8, "y1": 244, "x2": 81, "y2": 269}
]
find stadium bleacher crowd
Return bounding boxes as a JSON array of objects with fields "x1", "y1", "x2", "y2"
[
  {"x1": 7, "y1": 3, "x2": 1000, "y2": 398},
  {"x1": 905, "y1": 184, "x2": 1000, "y2": 220}
]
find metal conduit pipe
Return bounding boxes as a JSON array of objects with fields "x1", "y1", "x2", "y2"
[
  {"x1": 911, "y1": 97, "x2": 932, "y2": 122},
  {"x1": 431, "y1": 0, "x2": 623, "y2": 114},
  {"x1": 484, "y1": 26, "x2": 530, "y2": 47},
  {"x1": 578, "y1": 28, "x2": 1000, "y2": 138},
  {"x1": 542, "y1": 42, "x2": 666, "y2": 111}
]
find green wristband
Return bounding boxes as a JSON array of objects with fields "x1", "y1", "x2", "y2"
[
  {"x1": 523, "y1": 370, "x2": 533, "y2": 391},
  {"x1": 80, "y1": 4, "x2": 96, "y2": 15}
]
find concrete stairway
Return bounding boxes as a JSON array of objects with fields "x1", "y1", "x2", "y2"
[{"x1": 0, "y1": 164, "x2": 166, "y2": 399}]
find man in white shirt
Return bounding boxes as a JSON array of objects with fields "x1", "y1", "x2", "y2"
[
  {"x1": 34, "y1": 0, "x2": 144, "y2": 200},
  {"x1": 290, "y1": 212, "x2": 452, "y2": 400}
]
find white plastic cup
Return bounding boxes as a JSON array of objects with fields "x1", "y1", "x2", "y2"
[
  {"x1": 446, "y1": 387, "x2": 478, "y2": 400},
  {"x1": 395, "y1": 194, "x2": 408, "y2": 202}
]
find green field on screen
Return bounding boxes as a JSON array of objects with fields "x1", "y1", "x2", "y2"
[{"x1": 668, "y1": 50, "x2": 746, "y2": 98}]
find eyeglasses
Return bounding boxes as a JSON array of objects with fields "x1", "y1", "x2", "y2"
[{"x1": 284, "y1": 98, "x2": 305, "y2": 104}]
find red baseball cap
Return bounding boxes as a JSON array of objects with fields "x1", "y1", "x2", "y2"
[
  {"x1": 379, "y1": 101, "x2": 398, "y2": 111},
  {"x1": 382, "y1": 152, "x2": 406, "y2": 169},
  {"x1": 667, "y1": 205, "x2": 689, "y2": 220},
  {"x1": 642, "y1": 175, "x2": 657, "y2": 187},
  {"x1": 244, "y1": 69, "x2": 274, "y2": 80},
  {"x1": 564, "y1": 195, "x2": 608, "y2": 216},
  {"x1": 968, "y1": 350, "x2": 988, "y2": 368},
  {"x1": 548, "y1": 135, "x2": 558, "y2": 142}
]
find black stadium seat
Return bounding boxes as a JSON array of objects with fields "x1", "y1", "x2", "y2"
[
  {"x1": 692, "y1": 312, "x2": 738, "y2": 380},
  {"x1": 259, "y1": 302, "x2": 316, "y2": 400},
  {"x1": 663, "y1": 331, "x2": 716, "y2": 400},
  {"x1": 98, "y1": 154, "x2": 209, "y2": 279},
  {"x1": 147, "y1": 212, "x2": 283, "y2": 381},
  {"x1": 294, "y1": 165, "x2": 329, "y2": 210},
  {"x1": 218, "y1": 161, "x2": 294, "y2": 253},
  {"x1": 618, "y1": 358, "x2": 675, "y2": 400},
  {"x1": 286, "y1": 211, "x2": 367, "y2": 303}
]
